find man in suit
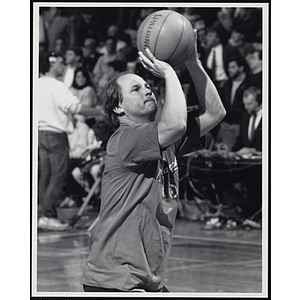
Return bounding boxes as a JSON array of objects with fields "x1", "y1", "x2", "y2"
[
  {"x1": 232, "y1": 86, "x2": 262, "y2": 219},
  {"x1": 81, "y1": 37, "x2": 102, "y2": 73},
  {"x1": 216, "y1": 56, "x2": 250, "y2": 149},
  {"x1": 232, "y1": 86, "x2": 262, "y2": 155},
  {"x1": 245, "y1": 48, "x2": 262, "y2": 92},
  {"x1": 202, "y1": 24, "x2": 240, "y2": 93}
]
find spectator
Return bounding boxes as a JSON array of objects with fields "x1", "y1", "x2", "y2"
[
  {"x1": 43, "y1": 7, "x2": 71, "y2": 52},
  {"x1": 36, "y1": 52, "x2": 104, "y2": 231},
  {"x1": 99, "y1": 24, "x2": 129, "y2": 55},
  {"x1": 65, "y1": 115, "x2": 101, "y2": 205},
  {"x1": 193, "y1": 17, "x2": 207, "y2": 60},
  {"x1": 70, "y1": 67, "x2": 98, "y2": 108},
  {"x1": 81, "y1": 38, "x2": 102, "y2": 73},
  {"x1": 232, "y1": 8, "x2": 262, "y2": 43},
  {"x1": 202, "y1": 24, "x2": 239, "y2": 93},
  {"x1": 245, "y1": 48, "x2": 262, "y2": 91},
  {"x1": 228, "y1": 27, "x2": 253, "y2": 59},
  {"x1": 96, "y1": 60, "x2": 127, "y2": 97},
  {"x1": 231, "y1": 86, "x2": 262, "y2": 219},
  {"x1": 232, "y1": 86, "x2": 262, "y2": 155},
  {"x1": 92, "y1": 36, "x2": 118, "y2": 84},
  {"x1": 63, "y1": 47, "x2": 83, "y2": 88},
  {"x1": 53, "y1": 37, "x2": 67, "y2": 56},
  {"x1": 216, "y1": 56, "x2": 250, "y2": 149}
]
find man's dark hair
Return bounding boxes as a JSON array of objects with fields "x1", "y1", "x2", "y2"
[
  {"x1": 228, "y1": 55, "x2": 249, "y2": 73},
  {"x1": 108, "y1": 60, "x2": 127, "y2": 73},
  {"x1": 244, "y1": 86, "x2": 262, "y2": 105},
  {"x1": 67, "y1": 46, "x2": 83, "y2": 59},
  {"x1": 39, "y1": 51, "x2": 64, "y2": 75},
  {"x1": 102, "y1": 71, "x2": 131, "y2": 127}
]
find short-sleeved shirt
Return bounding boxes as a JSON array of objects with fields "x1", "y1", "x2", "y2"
[{"x1": 81, "y1": 115, "x2": 204, "y2": 291}]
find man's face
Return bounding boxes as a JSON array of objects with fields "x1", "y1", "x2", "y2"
[
  {"x1": 246, "y1": 51, "x2": 261, "y2": 72},
  {"x1": 205, "y1": 31, "x2": 220, "y2": 48},
  {"x1": 82, "y1": 39, "x2": 94, "y2": 57},
  {"x1": 230, "y1": 30, "x2": 244, "y2": 43},
  {"x1": 117, "y1": 74, "x2": 157, "y2": 122},
  {"x1": 106, "y1": 38, "x2": 116, "y2": 54},
  {"x1": 51, "y1": 57, "x2": 65, "y2": 77},
  {"x1": 65, "y1": 50, "x2": 77, "y2": 65},
  {"x1": 228, "y1": 61, "x2": 242, "y2": 79},
  {"x1": 243, "y1": 93, "x2": 259, "y2": 114}
]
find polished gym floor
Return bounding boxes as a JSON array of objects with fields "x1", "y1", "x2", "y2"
[{"x1": 33, "y1": 214, "x2": 266, "y2": 297}]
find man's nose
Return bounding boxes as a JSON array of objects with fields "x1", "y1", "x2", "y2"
[{"x1": 145, "y1": 88, "x2": 152, "y2": 96}]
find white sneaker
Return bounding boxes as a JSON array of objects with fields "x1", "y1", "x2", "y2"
[{"x1": 38, "y1": 216, "x2": 69, "y2": 231}]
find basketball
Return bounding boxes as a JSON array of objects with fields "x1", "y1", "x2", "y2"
[{"x1": 136, "y1": 10, "x2": 195, "y2": 68}]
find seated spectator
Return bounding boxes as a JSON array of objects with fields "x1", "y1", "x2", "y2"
[
  {"x1": 232, "y1": 86, "x2": 262, "y2": 155},
  {"x1": 92, "y1": 36, "x2": 118, "y2": 84},
  {"x1": 98, "y1": 24, "x2": 130, "y2": 55},
  {"x1": 81, "y1": 37, "x2": 102, "y2": 73},
  {"x1": 53, "y1": 37, "x2": 67, "y2": 56},
  {"x1": 216, "y1": 56, "x2": 250, "y2": 149},
  {"x1": 231, "y1": 85, "x2": 262, "y2": 219},
  {"x1": 245, "y1": 48, "x2": 262, "y2": 91},
  {"x1": 63, "y1": 47, "x2": 83, "y2": 88},
  {"x1": 70, "y1": 67, "x2": 98, "y2": 108}
]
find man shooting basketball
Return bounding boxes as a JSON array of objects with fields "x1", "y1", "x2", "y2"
[{"x1": 81, "y1": 32, "x2": 226, "y2": 292}]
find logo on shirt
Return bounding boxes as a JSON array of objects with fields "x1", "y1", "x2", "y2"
[{"x1": 156, "y1": 158, "x2": 178, "y2": 199}]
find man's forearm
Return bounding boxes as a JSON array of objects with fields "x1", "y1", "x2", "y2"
[{"x1": 185, "y1": 59, "x2": 226, "y2": 135}]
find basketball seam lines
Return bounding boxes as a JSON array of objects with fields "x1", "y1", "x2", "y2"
[
  {"x1": 154, "y1": 11, "x2": 172, "y2": 57},
  {"x1": 168, "y1": 15, "x2": 185, "y2": 65}
]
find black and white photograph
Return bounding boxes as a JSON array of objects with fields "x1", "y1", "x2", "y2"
[{"x1": 30, "y1": 1, "x2": 271, "y2": 298}]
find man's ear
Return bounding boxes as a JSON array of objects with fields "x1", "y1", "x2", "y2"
[{"x1": 113, "y1": 106, "x2": 125, "y2": 116}]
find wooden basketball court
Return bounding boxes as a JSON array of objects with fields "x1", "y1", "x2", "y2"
[{"x1": 33, "y1": 217, "x2": 265, "y2": 296}]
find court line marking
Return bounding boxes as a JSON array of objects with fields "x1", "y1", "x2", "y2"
[
  {"x1": 173, "y1": 234, "x2": 261, "y2": 246},
  {"x1": 167, "y1": 259, "x2": 262, "y2": 272},
  {"x1": 37, "y1": 231, "x2": 261, "y2": 247}
]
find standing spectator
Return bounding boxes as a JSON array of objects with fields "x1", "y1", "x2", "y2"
[
  {"x1": 92, "y1": 36, "x2": 118, "y2": 85},
  {"x1": 81, "y1": 38, "x2": 102, "y2": 73},
  {"x1": 43, "y1": 7, "x2": 71, "y2": 52},
  {"x1": 216, "y1": 56, "x2": 250, "y2": 149},
  {"x1": 36, "y1": 52, "x2": 104, "y2": 231},
  {"x1": 228, "y1": 27, "x2": 253, "y2": 59},
  {"x1": 63, "y1": 47, "x2": 83, "y2": 89},
  {"x1": 202, "y1": 24, "x2": 239, "y2": 93},
  {"x1": 245, "y1": 48, "x2": 262, "y2": 91}
]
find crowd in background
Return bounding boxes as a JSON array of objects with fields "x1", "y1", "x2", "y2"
[{"x1": 38, "y1": 6, "x2": 263, "y2": 218}]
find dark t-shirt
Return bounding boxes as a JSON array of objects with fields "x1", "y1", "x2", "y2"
[{"x1": 81, "y1": 116, "x2": 203, "y2": 291}]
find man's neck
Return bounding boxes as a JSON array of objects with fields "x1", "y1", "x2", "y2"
[
  {"x1": 233, "y1": 72, "x2": 246, "y2": 82},
  {"x1": 44, "y1": 71, "x2": 57, "y2": 79},
  {"x1": 251, "y1": 65, "x2": 262, "y2": 75}
]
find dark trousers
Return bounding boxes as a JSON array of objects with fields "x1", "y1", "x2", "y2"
[
  {"x1": 38, "y1": 130, "x2": 69, "y2": 218},
  {"x1": 83, "y1": 284, "x2": 169, "y2": 292}
]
